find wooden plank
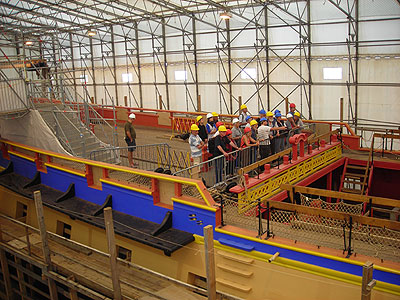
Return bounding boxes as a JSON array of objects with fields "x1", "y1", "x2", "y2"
[
  {"x1": 103, "y1": 207, "x2": 122, "y2": 300},
  {"x1": 48, "y1": 234, "x2": 92, "y2": 255},
  {"x1": 33, "y1": 191, "x2": 59, "y2": 300},
  {"x1": 266, "y1": 200, "x2": 400, "y2": 231},
  {"x1": 0, "y1": 248, "x2": 13, "y2": 299},
  {"x1": 203, "y1": 225, "x2": 216, "y2": 300},
  {"x1": 15, "y1": 256, "x2": 28, "y2": 298},
  {"x1": 280, "y1": 184, "x2": 400, "y2": 208},
  {"x1": 361, "y1": 262, "x2": 374, "y2": 300}
]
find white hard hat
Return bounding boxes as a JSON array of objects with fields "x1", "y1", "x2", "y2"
[
  {"x1": 286, "y1": 113, "x2": 293, "y2": 119},
  {"x1": 206, "y1": 113, "x2": 213, "y2": 119},
  {"x1": 232, "y1": 118, "x2": 239, "y2": 124},
  {"x1": 129, "y1": 113, "x2": 136, "y2": 119}
]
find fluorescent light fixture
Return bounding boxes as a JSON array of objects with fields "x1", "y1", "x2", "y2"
[
  {"x1": 122, "y1": 73, "x2": 133, "y2": 83},
  {"x1": 25, "y1": 41, "x2": 33, "y2": 46},
  {"x1": 220, "y1": 11, "x2": 231, "y2": 20},
  {"x1": 87, "y1": 30, "x2": 96, "y2": 36}
]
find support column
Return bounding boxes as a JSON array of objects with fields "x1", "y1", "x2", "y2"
[
  {"x1": 111, "y1": 26, "x2": 119, "y2": 106},
  {"x1": 104, "y1": 207, "x2": 122, "y2": 300},
  {"x1": 204, "y1": 225, "x2": 216, "y2": 300},
  {"x1": 162, "y1": 20, "x2": 170, "y2": 110},
  {"x1": 34, "y1": 191, "x2": 59, "y2": 300},
  {"x1": 89, "y1": 37, "x2": 97, "y2": 103},
  {"x1": 135, "y1": 22, "x2": 143, "y2": 108}
]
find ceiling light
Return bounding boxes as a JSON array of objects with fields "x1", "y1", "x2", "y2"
[
  {"x1": 25, "y1": 41, "x2": 33, "y2": 46},
  {"x1": 87, "y1": 30, "x2": 96, "y2": 36},
  {"x1": 220, "y1": 11, "x2": 231, "y2": 20}
]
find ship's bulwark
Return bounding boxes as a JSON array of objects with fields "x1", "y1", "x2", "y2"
[{"x1": 0, "y1": 139, "x2": 399, "y2": 299}]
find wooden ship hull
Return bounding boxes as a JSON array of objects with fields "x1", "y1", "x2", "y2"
[{"x1": 0, "y1": 120, "x2": 399, "y2": 299}]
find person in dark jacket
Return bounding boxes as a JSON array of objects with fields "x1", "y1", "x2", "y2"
[{"x1": 196, "y1": 115, "x2": 208, "y2": 142}]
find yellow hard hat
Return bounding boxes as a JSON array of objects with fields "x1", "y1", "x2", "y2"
[
  {"x1": 294, "y1": 111, "x2": 301, "y2": 117},
  {"x1": 191, "y1": 124, "x2": 199, "y2": 131},
  {"x1": 218, "y1": 125, "x2": 227, "y2": 132},
  {"x1": 266, "y1": 111, "x2": 274, "y2": 117},
  {"x1": 240, "y1": 104, "x2": 247, "y2": 110},
  {"x1": 196, "y1": 115, "x2": 203, "y2": 122},
  {"x1": 250, "y1": 120, "x2": 258, "y2": 126},
  {"x1": 212, "y1": 112, "x2": 218, "y2": 117}
]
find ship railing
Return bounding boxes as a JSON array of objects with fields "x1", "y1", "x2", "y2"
[
  {"x1": 220, "y1": 184, "x2": 400, "y2": 263},
  {"x1": 0, "y1": 212, "x2": 240, "y2": 300},
  {"x1": 172, "y1": 147, "x2": 254, "y2": 188},
  {"x1": 89, "y1": 143, "x2": 192, "y2": 173}
]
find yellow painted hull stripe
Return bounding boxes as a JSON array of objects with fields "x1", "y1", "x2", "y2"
[
  {"x1": 100, "y1": 178, "x2": 152, "y2": 195},
  {"x1": 9, "y1": 151, "x2": 35, "y2": 162},
  {"x1": 44, "y1": 163, "x2": 86, "y2": 177},
  {"x1": 172, "y1": 197, "x2": 217, "y2": 212},
  {"x1": 215, "y1": 228, "x2": 400, "y2": 275},
  {"x1": 194, "y1": 235, "x2": 400, "y2": 296}
]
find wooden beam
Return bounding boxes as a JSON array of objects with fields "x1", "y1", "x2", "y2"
[
  {"x1": 33, "y1": 191, "x2": 59, "y2": 300},
  {"x1": 361, "y1": 262, "x2": 375, "y2": 300},
  {"x1": 204, "y1": 225, "x2": 216, "y2": 300},
  {"x1": 280, "y1": 184, "x2": 400, "y2": 208},
  {"x1": 266, "y1": 200, "x2": 400, "y2": 231},
  {"x1": 0, "y1": 249, "x2": 13, "y2": 299},
  {"x1": 15, "y1": 257, "x2": 28, "y2": 298},
  {"x1": 103, "y1": 207, "x2": 122, "y2": 300}
]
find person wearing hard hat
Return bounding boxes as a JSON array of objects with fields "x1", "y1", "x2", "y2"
[
  {"x1": 266, "y1": 111, "x2": 277, "y2": 154},
  {"x1": 212, "y1": 112, "x2": 219, "y2": 124},
  {"x1": 285, "y1": 113, "x2": 296, "y2": 149},
  {"x1": 238, "y1": 104, "x2": 249, "y2": 129},
  {"x1": 189, "y1": 123, "x2": 205, "y2": 179},
  {"x1": 258, "y1": 109, "x2": 266, "y2": 126},
  {"x1": 245, "y1": 115, "x2": 252, "y2": 129},
  {"x1": 293, "y1": 111, "x2": 304, "y2": 135},
  {"x1": 274, "y1": 112, "x2": 287, "y2": 153},
  {"x1": 289, "y1": 103, "x2": 296, "y2": 117},
  {"x1": 214, "y1": 125, "x2": 240, "y2": 183},
  {"x1": 231, "y1": 118, "x2": 242, "y2": 147},
  {"x1": 258, "y1": 117, "x2": 287, "y2": 160},
  {"x1": 196, "y1": 115, "x2": 208, "y2": 142},
  {"x1": 206, "y1": 113, "x2": 217, "y2": 140},
  {"x1": 125, "y1": 113, "x2": 137, "y2": 167}
]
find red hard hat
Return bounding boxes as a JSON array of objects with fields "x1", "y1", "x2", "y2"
[
  {"x1": 244, "y1": 127, "x2": 251, "y2": 133},
  {"x1": 289, "y1": 103, "x2": 296, "y2": 108},
  {"x1": 226, "y1": 129, "x2": 232, "y2": 135},
  {"x1": 215, "y1": 121, "x2": 223, "y2": 128}
]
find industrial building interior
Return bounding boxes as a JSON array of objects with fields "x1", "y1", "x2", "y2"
[{"x1": 0, "y1": 0, "x2": 399, "y2": 300}]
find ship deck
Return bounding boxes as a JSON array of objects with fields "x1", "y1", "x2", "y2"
[{"x1": 0, "y1": 215, "x2": 206, "y2": 300}]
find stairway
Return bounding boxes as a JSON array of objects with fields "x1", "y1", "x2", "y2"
[
  {"x1": 339, "y1": 159, "x2": 371, "y2": 195},
  {"x1": 36, "y1": 102, "x2": 117, "y2": 163}
]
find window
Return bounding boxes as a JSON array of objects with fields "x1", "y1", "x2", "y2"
[
  {"x1": 122, "y1": 73, "x2": 133, "y2": 83},
  {"x1": 174, "y1": 70, "x2": 187, "y2": 81},
  {"x1": 116, "y1": 245, "x2": 132, "y2": 261},
  {"x1": 56, "y1": 221, "x2": 71, "y2": 239},
  {"x1": 16, "y1": 202, "x2": 27, "y2": 222},
  {"x1": 240, "y1": 68, "x2": 257, "y2": 80},
  {"x1": 80, "y1": 74, "x2": 88, "y2": 83},
  {"x1": 323, "y1": 67, "x2": 342, "y2": 80}
]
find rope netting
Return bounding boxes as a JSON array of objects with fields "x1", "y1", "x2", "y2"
[
  {"x1": 300, "y1": 194, "x2": 363, "y2": 215},
  {"x1": 220, "y1": 193, "x2": 400, "y2": 262}
]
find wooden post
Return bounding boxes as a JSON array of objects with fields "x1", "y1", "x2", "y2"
[
  {"x1": 238, "y1": 96, "x2": 242, "y2": 112},
  {"x1": 340, "y1": 97, "x2": 344, "y2": 132},
  {"x1": 285, "y1": 97, "x2": 289, "y2": 115},
  {"x1": 361, "y1": 261, "x2": 375, "y2": 300},
  {"x1": 33, "y1": 191, "x2": 59, "y2": 300},
  {"x1": 69, "y1": 288, "x2": 79, "y2": 300},
  {"x1": 103, "y1": 207, "x2": 122, "y2": 300},
  {"x1": 102, "y1": 98, "x2": 104, "y2": 106},
  {"x1": 204, "y1": 225, "x2": 216, "y2": 300},
  {"x1": 0, "y1": 249, "x2": 13, "y2": 299},
  {"x1": 124, "y1": 96, "x2": 128, "y2": 107},
  {"x1": 197, "y1": 95, "x2": 201, "y2": 112},
  {"x1": 90, "y1": 96, "x2": 94, "y2": 104},
  {"x1": 159, "y1": 95, "x2": 163, "y2": 110}
]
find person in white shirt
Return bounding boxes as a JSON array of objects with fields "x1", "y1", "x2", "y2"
[
  {"x1": 258, "y1": 117, "x2": 286, "y2": 160},
  {"x1": 238, "y1": 104, "x2": 249, "y2": 128},
  {"x1": 189, "y1": 124, "x2": 204, "y2": 179}
]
